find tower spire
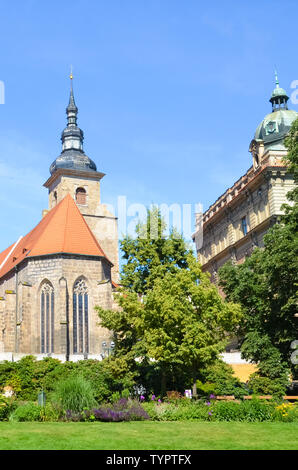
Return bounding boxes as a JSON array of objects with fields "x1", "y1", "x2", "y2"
[
  {"x1": 67, "y1": 66, "x2": 78, "y2": 119},
  {"x1": 49, "y1": 72, "x2": 97, "y2": 175},
  {"x1": 269, "y1": 70, "x2": 289, "y2": 112}
]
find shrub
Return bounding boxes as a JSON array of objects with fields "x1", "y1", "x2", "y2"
[
  {"x1": 0, "y1": 357, "x2": 133, "y2": 404},
  {"x1": 9, "y1": 402, "x2": 43, "y2": 422},
  {"x1": 0, "y1": 395, "x2": 16, "y2": 421},
  {"x1": 51, "y1": 375, "x2": 97, "y2": 414},
  {"x1": 142, "y1": 400, "x2": 208, "y2": 421},
  {"x1": 247, "y1": 374, "x2": 288, "y2": 398},
  {"x1": 166, "y1": 391, "x2": 182, "y2": 401},
  {"x1": 211, "y1": 399, "x2": 276, "y2": 422},
  {"x1": 142, "y1": 398, "x2": 298, "y2": 422},
  {"x1": 196, "y1": 361, "x2": 248, "y2": 399}
]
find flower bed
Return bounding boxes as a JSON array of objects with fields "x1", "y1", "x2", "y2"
[{"x1": 142, "y1": 397, "x2": 298, "y2": 422}]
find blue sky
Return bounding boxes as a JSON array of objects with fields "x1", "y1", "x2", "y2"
[{"x1": 0, "y1": 0, "x2": 298, "y2": 255}]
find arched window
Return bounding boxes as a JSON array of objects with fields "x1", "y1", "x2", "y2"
[
  {"x1": 73, "y1": 279, "x2": 89, "y2": 354},
  {"x1": 40, "y1": 282, "x2": 54, "y2": 353},
  {"x1": 75, "y1": 187, "x2": 86, "y2": 205}
]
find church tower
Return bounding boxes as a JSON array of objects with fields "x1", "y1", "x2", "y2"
[{"x1": 43, "y1": 74, "x2": 119, "y2": 282}]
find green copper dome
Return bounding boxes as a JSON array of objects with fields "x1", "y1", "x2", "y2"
[
  {"x1": 271, "y1": 85, "x2": 288, "y2": 98},
  {"x1": 254, "y1": 73, "x2": 298, "y2": 150},
  {"x1": 254, "y1": 109, "x2": 298, "y2": 150}
]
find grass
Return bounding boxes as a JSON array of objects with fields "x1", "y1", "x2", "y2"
[{"x1": 0, "y1": 421, "x2": 297, "y2": 450}]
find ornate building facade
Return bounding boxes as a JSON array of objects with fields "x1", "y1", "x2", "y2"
[
  {"x1": 194, "y1": 76, "x2": 297, "y2": 285},
  {"x1": 0, "y1": 78, "x2": 119, "y2": 361}
]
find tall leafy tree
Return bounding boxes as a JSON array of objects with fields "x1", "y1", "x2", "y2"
[
  {"x1": 97, "y1": 255, "x2": 242, "y2": 397},
  {"x1": 219, "y1": 118, "x2": 298, "y2": 385},
  {"x1": 120, "y1": 207, "x2": 192, "y2": 294}
]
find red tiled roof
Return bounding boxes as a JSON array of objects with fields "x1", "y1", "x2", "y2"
[
  {"x1": 0, "y1": 194, "x2": 112, "y2": 279},
  {"x1": 112, "y1": 280, "x2": 120, "y2": 289}
]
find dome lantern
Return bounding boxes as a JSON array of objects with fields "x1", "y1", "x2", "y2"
[
  {"x1": 251, "y1": 72, "x2": 298, "y2": 153},
  {"x1": 269, "y1": 70, "x2": 289, "y2": 112}
]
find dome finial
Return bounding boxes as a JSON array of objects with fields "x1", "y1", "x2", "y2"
[{"x1": 274, "y1": 67, "x2": 279, "y2": 87}]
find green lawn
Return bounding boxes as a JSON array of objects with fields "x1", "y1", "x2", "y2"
[{"x1": 0, "y1": 421, "x2": 297, "y2": 450}]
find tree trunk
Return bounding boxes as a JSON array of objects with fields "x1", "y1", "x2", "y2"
[
  {"x1": 192, "y1": 370, "x2": 198, "y2": 399},
  {"x1": 161, "y1": 369, "x2": 167, "y2": 398}
]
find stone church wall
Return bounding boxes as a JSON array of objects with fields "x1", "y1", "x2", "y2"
[{"x1": 0, "y1": 255, "x2": 114, "y2": 357}]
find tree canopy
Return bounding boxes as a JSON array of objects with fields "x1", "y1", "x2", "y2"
[
  {"x1": 219, "y1": 118, "x2": 298, "y2": 386},
  {"x1": 120, "y1": 207, "x2": 192, "y2": 294},
  {"x1": 97, "y1": 210, "x2": 242, "y2": 397}
]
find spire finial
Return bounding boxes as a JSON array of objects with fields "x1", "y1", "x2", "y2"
[
  {"x1": 274, "y1": 67, "x2": 279, "y2": 87},
  {"x1": 67, "y1": 65, "x2": 77, "y2": 112},
  {"x1": 69, "y1": 65, "x2": 74, "y2": 95}
]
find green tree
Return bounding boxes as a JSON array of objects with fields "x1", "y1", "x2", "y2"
[
  {"x1": 219, "y1": 118, "x2": 298, "y2": 387},
  {"x1": 120, "y1": 207, "x2": 192, "y2": 294},
  {"x1": 97, "y1": 255, "x2": 242, "y2": 397}
]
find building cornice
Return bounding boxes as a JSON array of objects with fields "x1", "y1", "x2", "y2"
[
  {"x1": 200, "y1": 161, "x2": 288, "y2": 230},
  {"x1": 43, "y1": 168, "x2": 105, "y2": 188}
]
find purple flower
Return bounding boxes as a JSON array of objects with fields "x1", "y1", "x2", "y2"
[
  {"x1": 209, "y1": 394, "x2": 215, "y2": 399},
  {"x1": 208, "y1": 411, "x2": 212, "y2": 416},
  {"x1": 206, "y1": 401, "x2": 211, "y2": 406},
  {"x1": 158, "y1": 399, "x2": 161, "y2": 403},
  {"x1": 140, "y1": 395, "x2": 145, "y2": 401},
  {"x1": 151, "y1": 395, "x2": 156, "y2": 400}
]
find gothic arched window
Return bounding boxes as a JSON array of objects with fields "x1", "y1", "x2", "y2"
[
  {"x1": 75, "y1": 187, "x2": 86, "y2": 205},
  {"x1": 73, "y1": 279, "x2": 89, "y2": 354},
  {"x1": 40, "y1": 282, "x2": 54, "y2": 354}
]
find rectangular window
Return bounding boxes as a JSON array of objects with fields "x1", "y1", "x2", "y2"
[{"x1": 241, "y1": 216, "x2": 248, "y2": 236}]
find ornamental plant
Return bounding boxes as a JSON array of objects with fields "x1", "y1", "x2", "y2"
[
  {"x1": 9, "y1": 402, "x2": 43, "y2": 422},
  {"x1": 51, "y1": 375, "x2": 97, "y2": 414},
  {"x1": 0, "y1": 395, "x2": 16, "y2": 421},
  {"x1": 274, "y1": 402, "x2": 298, "y2": 422}
]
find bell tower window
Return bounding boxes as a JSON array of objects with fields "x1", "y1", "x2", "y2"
[{"x1": 75, "y1": 187, "x2": 86, "y2": 205}]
